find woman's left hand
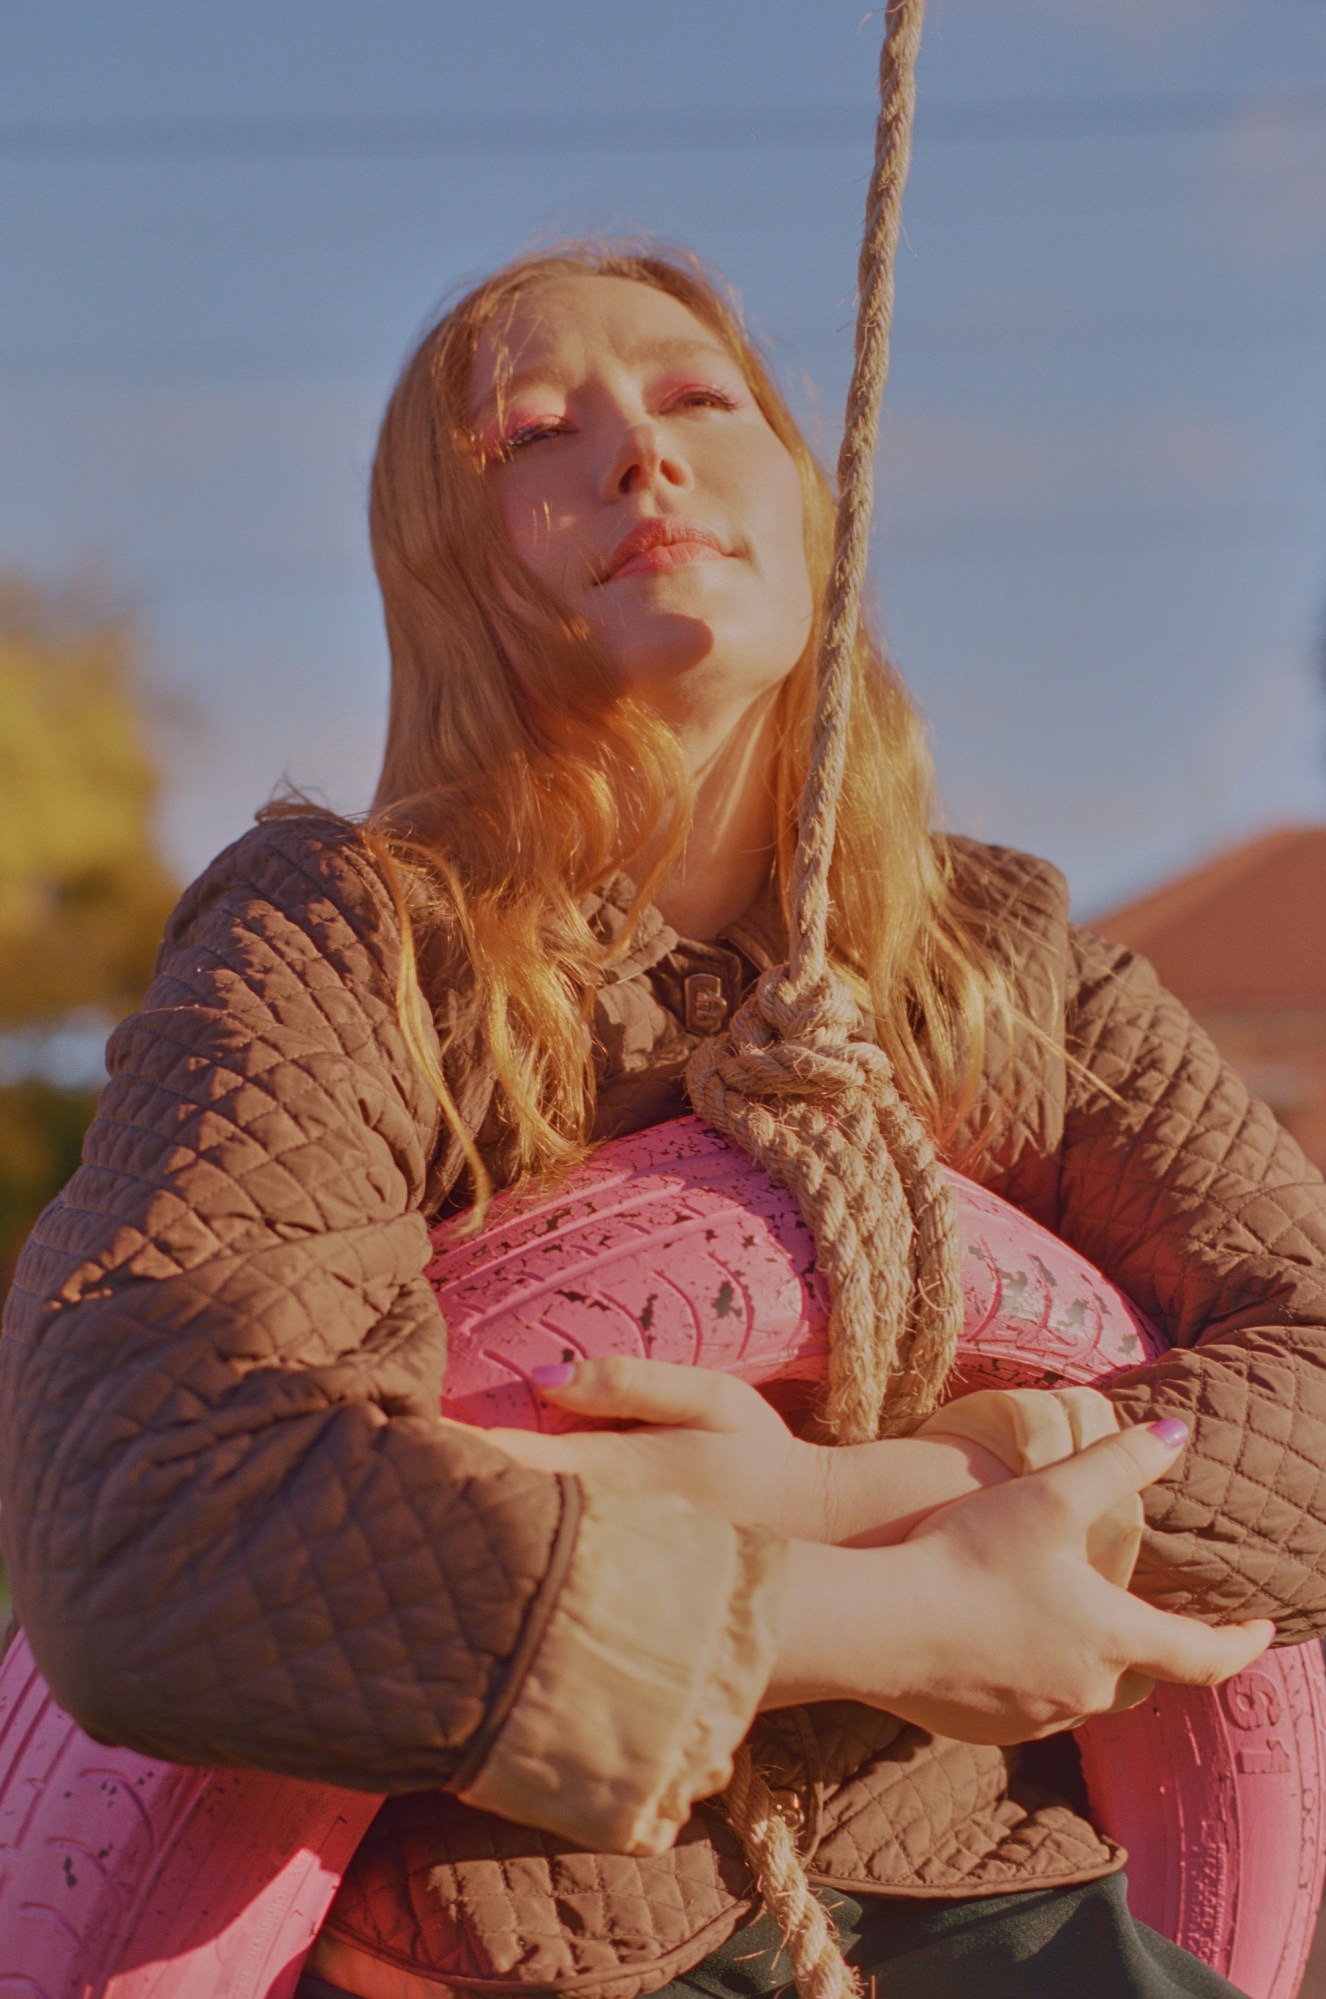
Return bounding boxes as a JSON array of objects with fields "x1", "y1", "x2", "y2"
[
  {"x1": 477, "y1": 1355, "x2": 833, "y2": 1539},
  {"x1": 471, "y1": 1355, "x2": 1013, "y2": 1544}
]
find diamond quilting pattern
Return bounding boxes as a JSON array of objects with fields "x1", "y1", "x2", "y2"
[
  {"x1": 319, "y1": 1790, "x2": 754, "y2": 1996},
  {"x1": 0, "y1": 819, "x2": 573, "y2": 1790},
  {"x1": 806, "y1": 1727, "x2": 1119, "y2": 1891},
  {"x1": 1055, "y1": 926, "x2": 1326, "y2": 1637},
  {"x1": 2, "y1": 817, "x2": 1326, "y2": 1999}
]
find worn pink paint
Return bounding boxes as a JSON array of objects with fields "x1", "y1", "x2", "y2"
[{"x1": 0, "y1": 1115, "x2": 1320, "y2": 1997}]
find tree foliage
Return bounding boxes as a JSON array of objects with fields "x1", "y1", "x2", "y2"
[
  {"x1": 0, "y1": 1080, "x2": 101, "y2": 1294},
  {"x1": 0, "y1": 575, "x2": 178, "y2": 1026},
  {"x1": 0, "y1": 575, "x2": 179, "y2": 1296}
]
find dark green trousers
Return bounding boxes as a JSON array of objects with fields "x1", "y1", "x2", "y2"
[
  {"x1": 650, "y1": 1876, "x2": 1249, "y2": 1999},
  {"x1": 297, "y1": 1872, "x2": 1250, "y2": 1999}
]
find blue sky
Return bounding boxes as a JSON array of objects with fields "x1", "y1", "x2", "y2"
[{"x1": 3, "y1": 0, "x2": 1325, "y2": 913}]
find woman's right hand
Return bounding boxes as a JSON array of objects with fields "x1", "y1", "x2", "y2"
[{"x1": 764, "y1": 1420, "x2": 1275, "y2": 1743}]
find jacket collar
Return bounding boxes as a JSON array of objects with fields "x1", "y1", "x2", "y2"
[{"x1": 581, "y1": 866, "x2": 787, "y2": 991}]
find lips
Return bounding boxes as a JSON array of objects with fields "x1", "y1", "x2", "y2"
[{"x1": 598, "y1": 517, "x2": 726, "y2": 584}]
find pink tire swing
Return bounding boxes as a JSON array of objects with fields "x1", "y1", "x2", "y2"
[{"x1": 1, "y1": 1115, "x2": 1323, "y2": 1999}]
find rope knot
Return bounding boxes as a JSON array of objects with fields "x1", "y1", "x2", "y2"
[
  {"x1": 752, "y1": 964, "x2": 865, "y2": 1048},
  {"x1": 696, "y1": 988, "x2": 861, "y2": 1107}
]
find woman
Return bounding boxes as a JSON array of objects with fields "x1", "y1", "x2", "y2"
[{"x1": 2, "y1": 243, "x2": 1323, "y2": 1999}]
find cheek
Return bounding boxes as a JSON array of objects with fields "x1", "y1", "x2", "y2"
[
  {"x1": 759, "y1": 453, "x2": 812, "y2": 612},
  {"x1": 497, "y1": 481, "x2": 571, "y2": 591},
  {"x1": 498, "y1": 488, "x2": 545, "y2": 577}
]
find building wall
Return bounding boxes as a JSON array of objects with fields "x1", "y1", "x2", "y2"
[{"x1": 1196, "y1": 1008, "x2": 1326, "y2": 1173}]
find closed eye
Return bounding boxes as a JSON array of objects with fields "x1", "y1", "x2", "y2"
[
  {"x1": 501, "y1": 418, "x2": 571, "y2": 456},
  {"x1": 667, "y1": 386, "x2": 740, "y2": 413},
  {"x1": 498, "y1": 386, "x2": 739, "y2": 459}
]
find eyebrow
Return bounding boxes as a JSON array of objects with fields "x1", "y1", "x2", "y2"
[{"x1": 472, "y1": 336, "x2": 739, "y2": 423}]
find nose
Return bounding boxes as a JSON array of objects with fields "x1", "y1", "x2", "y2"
[{"x1": 600, "y1": 418, "x2": 690, "y2": 501}]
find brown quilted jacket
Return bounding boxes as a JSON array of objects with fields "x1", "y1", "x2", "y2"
[{"x1": 4, "y1": 813, "x2": 1326, "y2": 1999}]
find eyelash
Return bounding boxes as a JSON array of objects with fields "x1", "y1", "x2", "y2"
[{"x1": 500, "y1": 386, "x2": 740, "y2": 457}]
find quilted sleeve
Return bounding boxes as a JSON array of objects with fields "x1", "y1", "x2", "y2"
[
  {"x1": 1055, "y1": 925, "x2": 1326, "y2": 1643},
  {"x1": 0, "y1": 817, "x2": 787, "y2": 1847}
]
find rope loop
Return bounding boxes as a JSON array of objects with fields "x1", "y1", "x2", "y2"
[{"x1": 692, "y1": 4, "x2": 950, "y2": 1993}]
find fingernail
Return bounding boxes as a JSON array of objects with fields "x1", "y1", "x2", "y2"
[
  {"x1": 530, "y1": 1362, "x2": 576, "y2": 1389},
  {"x1": 1149, "y1": 1417, "x2": 1189, "y2": 1449}
]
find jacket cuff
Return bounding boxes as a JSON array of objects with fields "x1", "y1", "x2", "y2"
[
  {"x1": 456, "y1": 1479, "x2": 789, "y2": 1855},
  {"x1": 917, "y1": 1386, "x2": 1141, "y2": 1588},
  {"x1": 917, "y1": 1384, "x2": 1119, "y2": 1472}
]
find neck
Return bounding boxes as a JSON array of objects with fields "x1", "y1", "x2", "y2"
[{"x1": 651, "y1": 686, "x2": 781, "y2": 941}]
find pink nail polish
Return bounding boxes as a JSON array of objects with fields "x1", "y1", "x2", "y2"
[
  {"x1": 1149, "y1": 1417, "x2": 1189, "y2": 1449},
  {"x1": 530, "y1": 1362, "x2": 576, "y2": 1389}
]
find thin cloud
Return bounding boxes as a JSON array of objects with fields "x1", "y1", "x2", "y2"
[
  {"x1": 1183, "y1": 648, "x2": 1326, "y2": 847},
  {"x1": 1002, "y1": 0, "x2": 1238, "y2": 42},
  {"x1": 1209, "y1": 103, "x2": 1326, "y2": 268},
  {"x1": 877, "y1": 406, "x2": 1256, "y2": 516}
]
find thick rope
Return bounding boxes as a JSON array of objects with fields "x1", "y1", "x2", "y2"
[
  {"x1": 686, "y1": 0, "x2": 956, "y2": 1454},
  {"x1": 690, "y1": 5, "x2": 966, "y2": 1993},
  {"x1": 723, "y1": 1749, "x2": 862, "y2": 1999}
]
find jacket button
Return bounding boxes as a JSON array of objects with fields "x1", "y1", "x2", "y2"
[
  {"x1": 684, "y1": 973, "x2": 728, "y2": 1035},
  {"x1": 767, "y1": 1786, "x2": 807, "y2": 1836}
]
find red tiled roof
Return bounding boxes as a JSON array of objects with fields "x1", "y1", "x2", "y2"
[{"x1": 1091, "y1": 825, "x2": 1326, "y2": 1012}]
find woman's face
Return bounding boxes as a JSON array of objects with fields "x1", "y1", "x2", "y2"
[{"x1": 470, "y1": 274, "x2": 814, "y2": 723}]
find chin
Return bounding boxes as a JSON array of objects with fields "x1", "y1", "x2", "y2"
[{"x1": 597, "y1": 612, "x2": 716, "y2": 685}]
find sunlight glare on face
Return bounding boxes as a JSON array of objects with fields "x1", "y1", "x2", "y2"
[{"x1": 471, "y1": 274, "x2": 813, "y2": 726}]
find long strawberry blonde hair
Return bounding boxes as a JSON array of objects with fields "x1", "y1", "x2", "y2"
[{"x1": 285, "y1": 241, "x2": 1015, "y2": 1214}]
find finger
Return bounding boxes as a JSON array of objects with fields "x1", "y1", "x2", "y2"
[
  {"x1": 529, "y1": 1354, "x2": 752, "y2": 1431},
  {"x1": 1031, "y1": 1419, "x2": 1191, "y2": 1527},
  {"x1": 1107, "y1": 1670, "x2": 1155, "y2": 1713},
  {"x1": 1120, "y1": 1603, "x2": 1275, "y2": 1689}
]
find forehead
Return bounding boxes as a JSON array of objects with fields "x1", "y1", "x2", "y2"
[{"x1": 469, "y1": 274, "x2": 733, "y2": 412}]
